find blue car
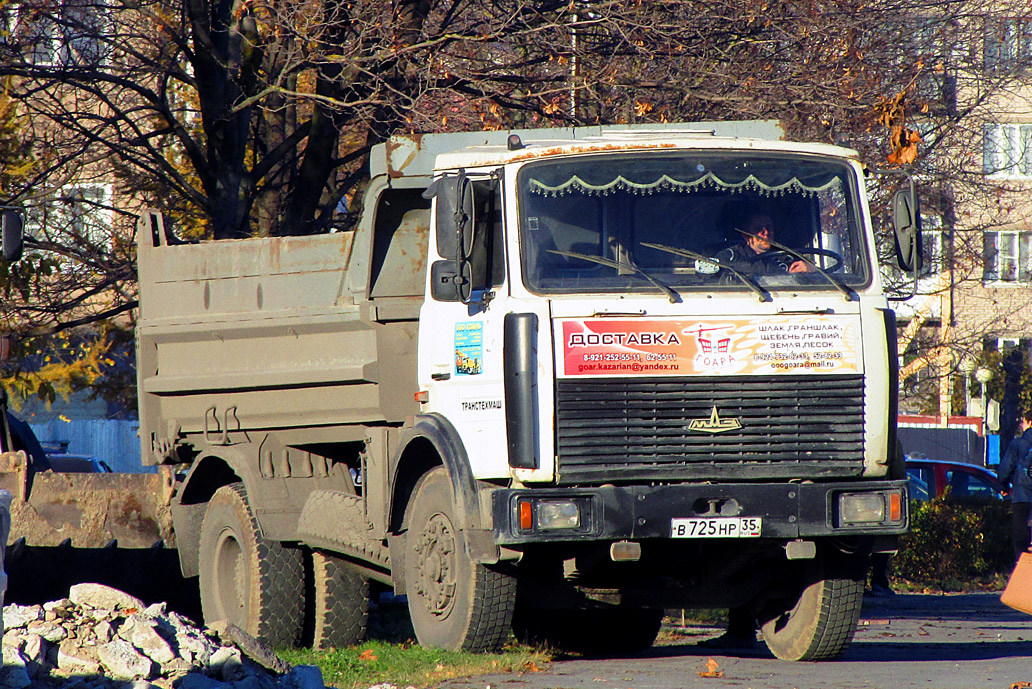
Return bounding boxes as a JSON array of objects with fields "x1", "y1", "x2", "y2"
[{"x1": 905, "y1": 457, "x2": 1005, "y2": 502}]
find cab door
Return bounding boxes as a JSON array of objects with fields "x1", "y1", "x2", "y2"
[{"x1": 418, "y1": 172, "x2": 511, "y2": 480}]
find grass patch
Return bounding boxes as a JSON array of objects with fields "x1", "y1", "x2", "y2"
[
  {"x1": 276, "y1": 592, "x2": 550, "y2": 689},
  {"x1": 279, "y1": 641, "x2": 549, "y2": 689}
]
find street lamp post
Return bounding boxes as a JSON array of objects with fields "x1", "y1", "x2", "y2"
[{"x1": 975, "y1": 367, "x2": 993, "y2": 464}]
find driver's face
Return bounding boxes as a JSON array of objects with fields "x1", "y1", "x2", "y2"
[{"x1": 745, "y1": 214, "x2": 774, "y2": 254}]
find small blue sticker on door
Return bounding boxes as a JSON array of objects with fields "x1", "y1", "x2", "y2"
[{"x1": 455, "y1": 322, "x2": 483, "y2": 375}]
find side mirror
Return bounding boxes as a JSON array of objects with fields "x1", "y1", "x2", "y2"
[
  {"x1": 431, "y1": 176, "x2": 459, "y2": 258},
  {"x1": 1, "y1": 210, "x2": 23, "y2": 262},
  {"x1": 425, "y1": 172, "x2": 479, "y2": 304},
  {"x1": 429, "y1": 172, "x2": 475, "y2": 260},
  {"x1": 892, "y1": 186, "x2": 922, "y2": 272}
]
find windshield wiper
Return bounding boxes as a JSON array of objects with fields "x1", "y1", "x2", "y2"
[
  {"x1": 547, "y1": 250, "x2": 681, "y2": 303},
  {"x1": 640, "y1": 243, "x2": 771, "y2": 303},
  {"x1": 733, "y1": 230, "x2": 857, "y2": 301}
]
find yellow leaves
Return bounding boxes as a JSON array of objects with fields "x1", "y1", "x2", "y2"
[
  {"x1": 542, "y1": 97, "x2": 563, "y2": 115},
  {"x1": 887, "y1": 126, "x2": 921, "y2": 166},
  {"x1": 876, "y1": 91, "x2": 921, "y2": 166},
  {"x1": 634, "y1": 100, "x2": 653, "y2": 117},
  {"x1": 699, "y1": 657, "x2": 724, "y2": 678},
  {"x1": 357, "y1": 649, "x2": 377, "y2": 661},
  {"x1": 1, "y1": 326, "x2": 127, "y2": 409}
]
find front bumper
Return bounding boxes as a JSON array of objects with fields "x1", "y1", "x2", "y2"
[{"x1": 491, "y1": 480, "x2": 908, "y2": 545}]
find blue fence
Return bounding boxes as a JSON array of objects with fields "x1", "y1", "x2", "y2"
[{"x1": 28, "y1": 419, "x2": 147, "y2": 473}]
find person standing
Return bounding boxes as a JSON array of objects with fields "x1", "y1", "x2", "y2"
[{"x1": 998, "y1": 411, "x2": 1032, "y2": 560}]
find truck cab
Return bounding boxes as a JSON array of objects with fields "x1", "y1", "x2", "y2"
[{"x1": 410, "y1": 126, "x2": 907, "y2": 659}]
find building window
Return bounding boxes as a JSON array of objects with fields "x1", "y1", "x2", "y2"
[
  {"x1": 60, "y1": 184, "x2": 112, "y2": 247},
  {"x1": 919, "y1": 227, "x2": 944, "y2": 278},
  {"x1": 24, "y1": 183, "x2": 113, "y2": 270},
  {"x1": 984, "y1": 17, "x2": 1032, "y2": 70},
  {"x1": 983, "y1": 124, "x2": 1032, "y2": 177},
  {"x1": 14, "y1": 0, "x2": 109, "y2": 68},
  {"x1": 984, "y1": 230, "x2": 1032, "y2": 283}
]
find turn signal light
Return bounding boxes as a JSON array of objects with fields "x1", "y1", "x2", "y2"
[
  {"x1": 889, "y1": 491, "x2": 903, "y2": 522},
  {"x1": 519, "y1": 500, "x2": 533, "y2": 530}
]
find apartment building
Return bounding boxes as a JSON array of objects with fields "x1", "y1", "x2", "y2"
[{"x1": 898, "y1": 9, "x2": 1032, "y2": 444}]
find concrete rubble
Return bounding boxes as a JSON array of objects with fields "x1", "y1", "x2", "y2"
[{"x1": 0, "y1": 584, "x2": 325, "y2": 689}]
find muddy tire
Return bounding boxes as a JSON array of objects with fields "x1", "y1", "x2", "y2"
[
  {"x1": 198, "y1": 483, "x2": 304, "y2": 648},
  {"x1": 310, "y1": 551, "x2": 369, "y2": 649},
  {"x1": 403, "y1": 467, "x2": 515, "y2": 652},
  {"x1": 759, "y1": 553, "x2": 864, "y2": 661},
  {"x1": 513, "y1": 605, "x2": 662, "y2": 656}
]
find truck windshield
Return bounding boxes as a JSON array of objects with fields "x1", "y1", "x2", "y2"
[{"x1": 517, "y1": 151, "x2": 870, "y2": 296}]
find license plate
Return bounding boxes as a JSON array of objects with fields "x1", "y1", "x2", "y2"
[{"x1": 670, "y1": 517, "x2": 762, "y2": 538}]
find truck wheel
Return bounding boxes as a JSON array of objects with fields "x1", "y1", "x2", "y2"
[
  {"x1": 310, "y1": 551, "x2": 369, "y2": 649},
  {"x1": 514, "y1": 606, "x2": 662, "y2": 656},
  {"x1": 198, "y1": 483, "x2": 304, "y2": 648},
  {"x1": 403, "y1": 467, "x2": 515, "y2": 652},
  {"x1": 759, "y1": 553, "x2": 864, "y2": 661}
]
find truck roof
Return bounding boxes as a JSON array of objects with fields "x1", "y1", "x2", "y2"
[{"x1": 372, "y1": 122, "x2": 862, "y2": 181}]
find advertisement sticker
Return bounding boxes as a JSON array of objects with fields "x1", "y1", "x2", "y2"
[
  {"x1": 560, "y1": 317, "x2": 858, "y2": 377},
  {"x1": 455, "y1": 322, "x2": 484, "y2": 375}
]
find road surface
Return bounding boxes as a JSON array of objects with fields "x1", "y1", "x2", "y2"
[{"x1": 441, "y1": 592, "x2": 1032, "y2": 689}]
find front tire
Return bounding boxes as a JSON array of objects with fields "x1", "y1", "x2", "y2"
[
  {"x1": 198, "y1": 483, "x2": 304, "y2": 648},
  {"x1": 403, "y1": 467, "x2": 515, "y2": 652},
  {"x1": 759, "y1": 551, "x2": 865, "y2": 661}
]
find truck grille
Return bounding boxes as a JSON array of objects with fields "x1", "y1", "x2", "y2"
[{"x1": 555, "y1": 374, "x2": 865, "y2": 484}]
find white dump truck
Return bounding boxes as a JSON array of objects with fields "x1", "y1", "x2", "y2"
[{"x1": 135, "y1": 122, "x2": 914, "y2": 660}]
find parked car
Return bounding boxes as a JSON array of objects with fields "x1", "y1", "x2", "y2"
[
  {"x1": 905, "y1": 457, "x2": 1005, "y2": 502},
  {"x1": 45, "y1": 454, "x2": 113, "y2": 473}
]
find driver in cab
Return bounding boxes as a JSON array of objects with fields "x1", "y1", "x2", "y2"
[{"x1": 714, "y1": 210, "x2": 812, "y2": 274}]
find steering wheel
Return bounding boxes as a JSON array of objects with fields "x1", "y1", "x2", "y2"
[{"x1": 751, "y1": 247, "x2": 843, "y2": 273}]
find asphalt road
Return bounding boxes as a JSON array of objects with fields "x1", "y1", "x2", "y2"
[{"x1": 441, "y1": 592, "x2": 1032, "y2": 689}]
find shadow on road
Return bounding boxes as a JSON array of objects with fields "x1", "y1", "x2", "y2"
[{"x1": 629, "y1": 592, "x2": 1032, "y2": 664}]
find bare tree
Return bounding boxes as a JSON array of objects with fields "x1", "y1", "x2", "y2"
[{"x1": 0, "y1": 0, "x2": 1030, "y2": 413}]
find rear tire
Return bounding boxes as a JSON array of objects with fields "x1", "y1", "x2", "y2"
[
  {"x1": 311, "y1": 551, "x2": 369, "y2": 649},
  {"x1": 403, "y1": 467, "x2": 515, "y2": 652},
  {"x1": 198, "y1": 483, "x2": 304, "y2": 648},
  {"x1": 759, "y1": 551, "x2": 864, "y2": 661}
]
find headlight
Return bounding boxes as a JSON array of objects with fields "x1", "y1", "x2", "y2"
[
  {"x1": 838, "y1": 491, "x2": 904, "y2": 526},
  {"x1": 537, "y1": 500, "x2": 581, "y2": 530},
  {"x1": 517, "y1": 497, "x2": 583, "y2": 531}
]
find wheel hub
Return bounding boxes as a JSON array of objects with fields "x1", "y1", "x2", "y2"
[
  {"x1": 413, "y1": 512, "x2": 457, "y2": 618},
  {"x1": 213, "y1": 529, "x2": 247, "y2": 624}
]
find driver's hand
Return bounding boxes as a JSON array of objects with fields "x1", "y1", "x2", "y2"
[{"x1": 789, "y1": 260, "x2": 811, "y2": 273}]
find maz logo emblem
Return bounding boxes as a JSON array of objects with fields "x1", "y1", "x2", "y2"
[{"x1": 688, "y1": 406, "x2": 743, "y2": 434}]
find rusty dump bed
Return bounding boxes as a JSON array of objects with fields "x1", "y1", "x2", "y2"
[{"x1": 0, "y1": 452, "x2": 175, "y2": 549}]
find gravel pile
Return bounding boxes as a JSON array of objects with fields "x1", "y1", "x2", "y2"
[{"x1": 0, "y1": 584, "x2": 324, "y2": 689}]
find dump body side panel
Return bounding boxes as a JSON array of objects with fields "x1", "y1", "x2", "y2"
[{"x1": 136, "y1": 231, "x2": 418, "y2": 467}]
